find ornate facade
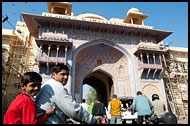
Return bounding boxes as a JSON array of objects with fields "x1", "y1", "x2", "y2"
[
  {"x1": 162, "y1": 47, "x2": 188, "y2": 117},
  {"x1": 2, "y1": 2, "x2": 187, "y2": 119}
]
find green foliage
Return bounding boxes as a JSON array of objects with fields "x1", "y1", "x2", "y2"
[{"x1": 86, "y1": 87, "x2": 96, "y2": 105}]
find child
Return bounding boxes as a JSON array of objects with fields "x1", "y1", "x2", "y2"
[{"x1": 4, "y1": 72, "x2": 55, "y2": 124}]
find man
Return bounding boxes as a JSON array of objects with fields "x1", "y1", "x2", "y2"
[
  {"x1": 35, "y1": 64, "x2": 97, "y2": 124},
  {"x1": 92, "y1": 98, "x2": 106, "y2": 124},
  {"x1": 132, "y1": 91, "x2": 152, "y2": 124},
  {"x1": 151, "y1": 94, "x2": 166, "y2": 123},
  {"x1": 81, "y1": 99, "x2": 88, "y2": 111},
  {"x1": 108, "y1": 95, "x2": 122, "y2": 124}
]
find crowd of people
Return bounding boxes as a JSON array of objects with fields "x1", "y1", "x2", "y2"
[{"x1": 3, "y1": 64, "x2": 176, "y2": 124}]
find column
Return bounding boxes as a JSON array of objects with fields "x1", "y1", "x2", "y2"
[
  {"x1": 147, "y1": 69, "x2": 150, "y2": 78},
  {"x1": 38, "y1": 44, "x2": 42, "y2": 61},
  {"x1": 159, "y1": 69, "x2": 163, "y2": 79},
  {"x1": 65, "y1": 46, "x2": 67, "y2": 65},
  {"x1": 47, "y1": 45, "x2": 51, "y2": 74},
  {"x1": 140, "y1": 53, "x2": 143, "y2": 63},
  {"x1": 51, "y1": 7, "x2": 54, "y2": 13},
  {"x1": 131, "y1": 18, "x2": 133, "y2": 24},
  {"x1": 56, "y1": 45, "x2": 59, "y2": 65},
  {"x1": 47, "y1": 45, "x2": 51, "y2": 61},
  {"x1": 153, "y1": 69, "x2": 157, "y2": 78},
  {"x1": 142, "y1": 19, "x2": 144, "y2": 26},
  {"x1": 153, "y1": 54, "x2": 156, "y2": 64},
  {"x1": 140, "y1": 53, "x2": 143, "y2": 69},
  {"x1": 147, "y1": 53, "x2": 149, "y2": 64},
  {"x1": 159, "y1": 54, "x2": 162, "y2": 65}
]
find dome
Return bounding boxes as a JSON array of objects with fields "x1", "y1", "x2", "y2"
[
  {"x1": 128, "y1": 7, "x2": 139, "y2": 13},
  {"x1": 127, "y1": 7, "x2": 142, "y2": 15},
  {"x1": 77, "y1": 13, "x2": 108, "y2": 21}
]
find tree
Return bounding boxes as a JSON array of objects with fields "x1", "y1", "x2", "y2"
[{"x1": 86, "y1": 87, "x2": 96, "y2": 105}]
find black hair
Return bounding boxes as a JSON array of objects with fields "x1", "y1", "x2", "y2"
[
  {"x1": 112, "y1": 95, "x2": 117, "y2": 98},
  {"x1": 96, "y1": 96, "x2": 101, "y2": 101},
  {"x1": 137, "y1": 91, "x2": 142, "y2": 95},
  {"x1": 21, "y1": 72, "x2": 42, "y2": 86},
  {"x1": 82, "y1": 99, "x2": 86, "y2": 103},
  {"x1": 51, "y1": 64, "x2": 69, "y2": 74}
]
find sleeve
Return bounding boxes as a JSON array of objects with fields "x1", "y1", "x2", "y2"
[
  {"x1": 148, "y1": 99, "x2": 153, "y2": 109},
  {"x1": 108, "y1": 103, "x2": 111, "y2": 114},
  {"x1": 132, "y1": 98, "x2": 136, "y2": 111},
  {"x1": 21, "y1": 100, "x2": 47, "y2": 124},
  {"x1": 55, "y1": 88, "x2": 93, "y2": 124}
]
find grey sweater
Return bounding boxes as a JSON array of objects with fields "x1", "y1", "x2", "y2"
[{"x1": 35, "y1": 78, "x2": 93, "y2": 124}]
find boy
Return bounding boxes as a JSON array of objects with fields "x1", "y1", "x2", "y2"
[{"x1": 4, "y1": 72, "x2": 55, "y2": 124}]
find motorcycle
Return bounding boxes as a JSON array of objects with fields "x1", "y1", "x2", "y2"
[{"x1": 150, "y1": 112, "x2": 178, "y2": 124}]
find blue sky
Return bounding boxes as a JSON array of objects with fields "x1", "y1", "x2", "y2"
[{"x1": 2, "y1": 2, "x2": 188, "y2": 48}]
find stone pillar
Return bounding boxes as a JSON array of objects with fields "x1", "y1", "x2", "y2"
[
  {"x1": 142, "y1": 19, "x2": 144, "y2": 26},
  {"x1": 153, "y1": 53, "x2": 156, "y2": 64},
  {"x1": 140, "y1": 53, "x2": 143, "y2": 64},
  {"x1": 147, "y1": 53, "x2": 149, "y2": 64},
  {"x1": 56, "y1": 45, "x2": 59, "y2": 65},
  {"x1": 47, "y1": 45, "x2": 51, "y2": 73},
  {"x1": 131, "y1": 18, "x2": 133, "y2": 24},
  {"x1": 65, "y1": 46, "x2": 67, "y2": 65},
  {"x1": 159, "y1": 54, "x2": 162, "y2": 65},
  {"x1": 38, "y1": 44, "x2": 42, "y2": 61}
]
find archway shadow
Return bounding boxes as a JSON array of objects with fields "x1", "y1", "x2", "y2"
[{"x1": 83, "y1": 70, "x2": 113, "y2": 107}]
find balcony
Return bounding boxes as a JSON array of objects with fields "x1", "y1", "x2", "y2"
[
  {"x1": 38, "y1": 56, "x2": 65, "y2": 63},
  {"x1": 139, "y1": 63, "x2": 162, "y2": 70}
]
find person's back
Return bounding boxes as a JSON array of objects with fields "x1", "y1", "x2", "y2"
[
  {"x1": 108, "y1": 95, "x2": 122, "y2": 124},
  {"x1": 132, "y1": 91, "x2": 152, "y2": 124},
  {"x1": 92, "y1": 102, "x2": 105, "y2": 116},
  {"x1": 132, "y1": 95, "x2": 152, "y2": 116},
  {"x1": 152, "y1": 99, "x2": 165, "y2": 118},
  {"x1": 109, "y1": 99, "x2": 122, "y2": 116},
  {"x1": 92, "y1": 99, "x2": 106, "y2": 124},
  {"x1": 151, "y1": 94, "x2": 165, "y2": 118}
]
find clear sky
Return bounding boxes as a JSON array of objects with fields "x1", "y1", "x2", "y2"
[{"x1": 2, "y1": 2, "x2": 188, "y2": 48}]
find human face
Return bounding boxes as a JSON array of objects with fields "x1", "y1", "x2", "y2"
[
  {"x1": 21, "y1": 80, "x2": 42, "y2": 96},
  {"x1": 52, "y1": 69, "x2": 69, "y2": 85}
]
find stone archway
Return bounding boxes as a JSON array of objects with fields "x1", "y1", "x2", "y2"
[
  {"x1": 72, "y1": 39, "x2": 136, "y2": 103},
  {"x1": 83, "y1": 70, "x2": 114, "y2": 107}
]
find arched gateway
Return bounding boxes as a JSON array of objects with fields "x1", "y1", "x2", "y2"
[
  {"x1": 22, "y1": 2, "x2": 172, "y2": 110},
  {"x1": 72, "y1": 39, "x2": 136, "y2": 104}
]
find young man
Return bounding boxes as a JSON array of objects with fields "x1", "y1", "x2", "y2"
[
  {"x1": 92, "y1": 98, "x2": 106, "y2": 124},
  {"x1": 151, "y1": 94, "x2": 166, "y2": 118},
  {"x1": 4, "y1": 72, "x2": 55, "y2": 124},
  {"x1": 132, "y1": 91, "x2": 152, "y2": 124},
  {"x1": 35, "y1": 64, "x2": 97, "y2": 124},
  {"x1": 108, "y1": 95, "x2": 122, "y2": 124},
  {"x1": 151, "y1": 94, "x2": 166, "y2": 124}
]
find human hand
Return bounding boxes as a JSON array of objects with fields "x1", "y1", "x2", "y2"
[{"x1": 46, "y1": 105, "x2": 56, "y2": 116}]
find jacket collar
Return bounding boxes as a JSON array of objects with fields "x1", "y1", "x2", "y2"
[{"x1": 22, "y1": 92, "x2": 35, "y2": 102}]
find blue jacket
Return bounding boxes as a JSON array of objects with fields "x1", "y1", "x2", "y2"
[{"x1": 132, "y1": 95, "x2": 152, "y2": 116}]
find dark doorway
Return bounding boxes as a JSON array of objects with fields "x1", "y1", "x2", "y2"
[{"x1": 83, "y1": 70, "x2": 113, "y2": 107}]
